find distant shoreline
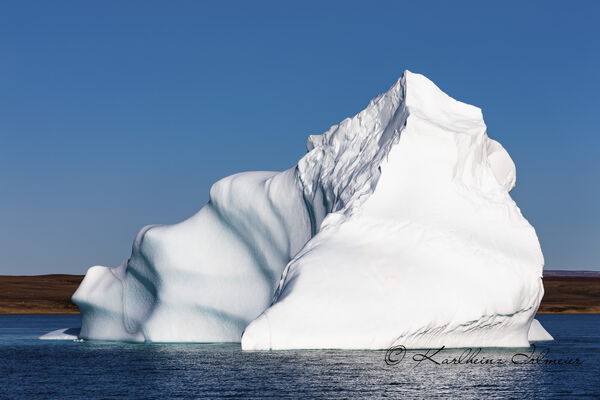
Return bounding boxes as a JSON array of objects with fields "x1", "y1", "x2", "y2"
[
  {"x1": 0, "y1": 274, "x2": 81, "y2": 314},
  {"x1": 1, "y1": 271, "x2": 599, "y2": 314}
]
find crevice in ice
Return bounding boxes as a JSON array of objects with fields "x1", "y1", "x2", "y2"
[
  {"x1": 390, "y1": 305, "x2": 537, "y2": 348},
  {"x1": 122, "y1": 263, "x2": 159, "y2": 335},
  {"x1": 211, "y1": 201, "x2": 279, "y2": 290}
]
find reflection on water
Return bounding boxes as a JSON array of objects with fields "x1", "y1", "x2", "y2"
[{"x1": 0, "y1": 314, "x2": 598, "y2": 399}]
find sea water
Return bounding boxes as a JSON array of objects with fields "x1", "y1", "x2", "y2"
[{"x1": 0, "y1": 314, "x2": 598, "y2": 399}]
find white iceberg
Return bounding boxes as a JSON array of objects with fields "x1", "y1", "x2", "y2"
[{"x1": 72, "y1": 71, "x2": 548, "y2": 349}]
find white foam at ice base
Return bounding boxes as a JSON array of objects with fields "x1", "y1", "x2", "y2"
[
  {"x1": 38, "y1": 328, "x2": 81, "y2": 340},
  {"x1": 67, "y1": 70, "x2": 549, "y2": 349}
]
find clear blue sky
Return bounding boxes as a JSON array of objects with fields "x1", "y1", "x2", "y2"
[{"x1": 0, "y1": 1, "x2": 598, "y2": 274}]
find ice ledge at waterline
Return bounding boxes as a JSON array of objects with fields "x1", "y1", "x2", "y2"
[{"x1": 67, "y1": 71, "x2": 549, "y2": 349}]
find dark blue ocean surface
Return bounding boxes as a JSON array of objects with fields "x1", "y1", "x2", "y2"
[{"x1": 0, "y1": 314, "x2": 599, "y2": 399}]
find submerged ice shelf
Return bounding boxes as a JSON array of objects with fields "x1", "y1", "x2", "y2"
[{"x1": 70, "y1": 71, "x2": 549, "y2": 349}]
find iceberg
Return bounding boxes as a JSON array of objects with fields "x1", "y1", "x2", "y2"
[{"x1": 71, "y1": 71, "x2": 548, "y2": 349}]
